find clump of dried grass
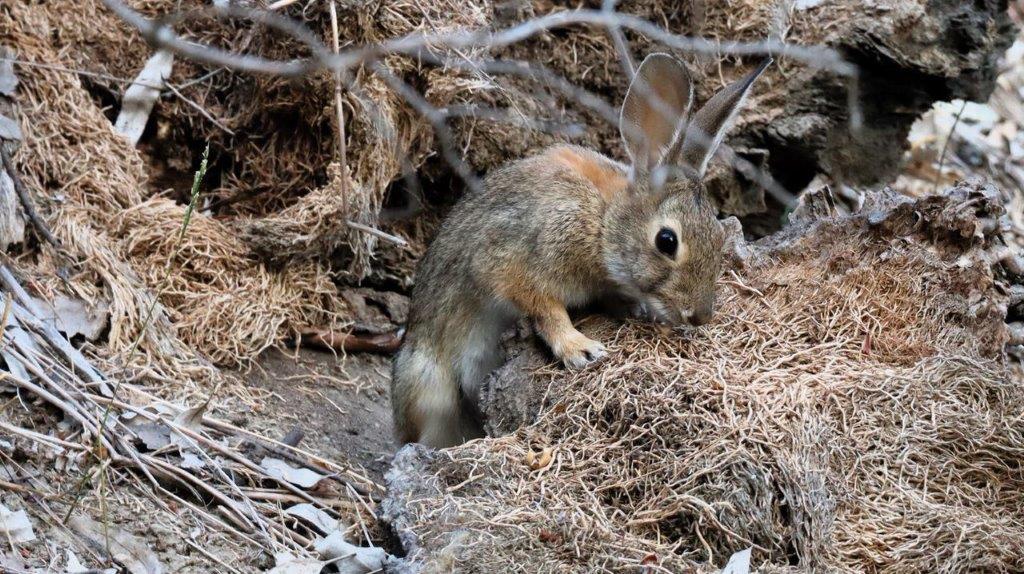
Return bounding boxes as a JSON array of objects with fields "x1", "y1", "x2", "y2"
[
  {"x1": 391, "y1": 185, "x2": 1022, "y2": 572},
  {"x1": 3, "y1": 3, "x2": 348, "y2": 369}
]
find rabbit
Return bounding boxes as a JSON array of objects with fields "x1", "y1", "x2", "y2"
[{"x1": 392, "y1": 53, "x2": 771, "y2": 448}]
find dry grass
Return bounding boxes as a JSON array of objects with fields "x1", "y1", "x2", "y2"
[
  {"x1": 2, "y1": 2, "x2": 349, "y2": 371},
  {"x1": 392, "y1": 185, "x2": 1022, "y2": 573}
]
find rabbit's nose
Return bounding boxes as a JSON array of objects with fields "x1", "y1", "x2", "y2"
[{"x1": 689, "y1": 307, "x2": 713, "y2": 326}]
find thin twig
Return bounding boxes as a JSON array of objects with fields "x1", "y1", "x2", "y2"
[
  {"x1": 602, "y1": 0, "x2": 635, "y2": 79},
  {"x1": 329, "y1": 1, "x2": 350, "y2": 219},
  {"x1": 345, "y1": 221, "x2": 407, "y2": 246},
  {"x1": 98, "y1": 0, "x2": 322, "y2": 77},
  {"x1": 1, "y1": 57, "x2": 161, "y2": 88},
  {"x1": 934, "y1": 100, "x2": 967, "y2": 194},
  {"x1": 163, "y1": 82, "x2": 235, "y2": 135}
]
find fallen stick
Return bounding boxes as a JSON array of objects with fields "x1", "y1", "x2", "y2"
[{"x1": 301, "y1": 328, "x2": 403, "y2": 355}]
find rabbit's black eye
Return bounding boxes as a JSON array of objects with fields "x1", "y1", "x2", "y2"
[{"x1": 655, "y1": 228, "x2": 678, "y2": 257}]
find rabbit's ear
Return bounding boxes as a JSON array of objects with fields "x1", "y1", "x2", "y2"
[
  {"x1": 675, "y1": 58, "x2": 771, "y2": 177},
  {"x1": 620, "y1": 53, "x2": 694, "y2": 174}
]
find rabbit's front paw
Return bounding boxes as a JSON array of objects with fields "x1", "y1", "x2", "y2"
[
  {"x1": 630, "y1": 302, "x2": 657, "y2": 322},
  {"x1": 556, "y1": 332, "x2": 607, "y2": 369}
]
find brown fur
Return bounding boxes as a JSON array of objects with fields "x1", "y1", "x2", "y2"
[
  {"x1": 546, "y1": 146, "x2": 629, "y2": 201},
  {"x1": 392, "y1": 54, "x2": 769, "y2": 448}
]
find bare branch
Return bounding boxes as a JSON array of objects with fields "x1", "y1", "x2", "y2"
[
  {"x1": 100, "y1": 1, "x2": 858, "y2": 80},
  {"x1": 93, "y1": 0, "x2": 852, "y2": 217},
  {"x1": 98, "y1": 0, "x2": 320, "y2": 77},
  {"x1": 602, "y1": 0, "x2": 635, "y2": 79},
  {"x1": 348, "y1": 10, "x2": 857, "y2": 78},
  {"x1": 370, "y1": 62, "x2": 483, "y2": 194}
]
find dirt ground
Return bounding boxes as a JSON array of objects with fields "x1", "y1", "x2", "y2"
[{"x1": 239, "y1": 348, "x2": 397, "y2": 482}]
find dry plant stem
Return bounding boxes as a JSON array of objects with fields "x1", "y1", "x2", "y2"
[
  {"x1": 0, "y1": 144, "x2": 63, "y2": 252},
  {"x1": 0, "y1": 285, "x2": 107, "y2": 390},
  {"x1": 52, "y1": 147, "x2": 211, "y2": 534},
  {"x1": 0, "y1": 277, "x2": 370, "y2": 560},
  {"x1": 1, "y1": 370, "x2": 119, "y2": 461},
  {"x1": 344, "y1": 221, "x2": 407, "y2": 246},
  {"x1": 0, "y1": 478, "x2": 42, "y2": 496},
  {"x1": 0, "y1": 420, "x2": 88, "y2": 451},
  {"x1": 99, "y1": 0, "x2": 319, "y2": 77},
  {"x1": 934, "y1": 100, "x2": 968, "y2": 194},
  {"x1": 94, "y1": 392, "x2": 375, "y2": 516},
  {"x1": 166, "y1": 428, "x2": 273, "y2": 542},
  {"x1": 94, "y1": 0, "x2": 828, "y2": 208},
  {"x1": 239, "y1": 489, "x2": 360, "y2": 511},
  {"x1": 602, "y1": 0, "x2": 635, "y2": 79},
  {"x1": 182, "y1": 536, "x2": 241, "y2": 572},
  {"x1": 138, "y1": 453, "x2": 263, "y2": 535},
  {"x1": 329, "y1": 0, "x2": 349, "y2": 217}
]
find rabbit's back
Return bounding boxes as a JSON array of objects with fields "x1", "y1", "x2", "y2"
[{"x1": 412, "y1": 145, "x2": 624, "y2": 317}]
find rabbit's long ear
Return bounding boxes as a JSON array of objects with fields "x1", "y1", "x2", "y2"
[
  {"x1": 674, "y1": 58, "x2": 772, "y2": 177},
  {"x1": 620, "y1": 53, "x2": 694, "y2": 174}
]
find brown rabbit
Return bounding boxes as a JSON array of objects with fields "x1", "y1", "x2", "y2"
[{"x1": 392, "y1": 54, "x2": 771, "y2": 448}]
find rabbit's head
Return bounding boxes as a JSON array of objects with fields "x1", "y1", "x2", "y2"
[{"x1": 603, "y1": 54, "x2": 769, "y2": 326}]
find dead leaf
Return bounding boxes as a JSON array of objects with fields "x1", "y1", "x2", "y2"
[
  {"x1": 69, "y1": 515, "x2": 163, "y2": 574},
  {"x1": 0, "y1": 503, "x2": 35, "y2": 543},
  {"x1": 720, "y1": 547, "x2": 752, "y2": 574},
  {"x1": 285, "y1": 503, "x2": 341, "y2": 535},
  {"x1": 132, "y1": 423, "x2": 171, "y2": 451},
  {"x1": 32, "y1": 294, "x2": 109, "y2": 342},
  {"x1": 313, "y1": 531, "x2": 388, "y2": 574},
  {"x1": 268, "y1": 553, "x2": 325, "y2": 574},
  {"x1": 66, "y1": 550, "x2": 87, "y2": 573},
  {"x1": 173, "y1": 403, "x2": 207, "y2": 431},
  {"x1": 170, "y1": 403, "x2": 207, "y2": 449},
  {"x1": 66, "y1": 549, "x2": 115, "y2": 574},
  {"x1": 0, "y1": 114, "x2": 21, "y2": 142},
  {"x1": 0, "y1": 47, "x2": 16, "y2": 96},
  {"x1": 114, "y1": 51, "x2": 173, "y2": 146},
  {"x1": 261, "y1": 457, "x2": 325, "y2": 489},
  {"x1": 179, "y1": 452, "x2": 206, "y2": 471},
  {"x1": 0, "y1": 170, "x2": 24, "y2": 252}
]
